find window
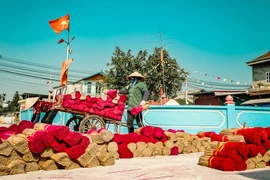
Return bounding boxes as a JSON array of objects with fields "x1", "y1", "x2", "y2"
[{"x1": 266, "y1": 72, "x2": 270, "y2": 84}]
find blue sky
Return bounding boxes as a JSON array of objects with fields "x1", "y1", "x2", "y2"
[{"x1": 1, "y1": 0, "x2": 270, "y2": 100}]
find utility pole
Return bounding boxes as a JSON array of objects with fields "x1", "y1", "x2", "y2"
[
  {"x1": 46, "y1": 71, "x2": 53, "y2": 102},
  {"x1": 185, "y1": 75, "x2": 188, "y2": 104}
]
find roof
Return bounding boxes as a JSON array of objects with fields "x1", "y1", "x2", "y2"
[
  {"x1": 241, "y1": 98, "x2": 270, "y2": 105},
  {"x1": 149, "y1": 98, "x2": 171, "y2": 105},
  {"x1": 82, "y1": 71, "x2": 106, "y2": 80},
  {"x1": 73, "y1": 71, "x2": 107, "y2": 84},
  {"x1": 189, "y1": 90, "x2": 247, "y2": 96},
  {"x1": 247, "y1": 51, "x2": 270, "y2": 66}
]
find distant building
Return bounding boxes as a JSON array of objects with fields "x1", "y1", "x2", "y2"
[
  {"x1": 20, "y1": 92, "x2": 48, "y2": 100},
  {"x1": 189, "y1": 90, "x2": 249, "y2": 106},
  {"x1": 53, "y1": 71, "x2": 107, "y2": 98},
  {"x1": 243, "y1": 51, "x2": 270, "y2": 106}
]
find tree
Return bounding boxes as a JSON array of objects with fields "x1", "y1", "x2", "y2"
[
  {"x1": 0, "y1": 93, "x2": 6, "y2": 115},
  {"x1": 105, "y1": 47, "x2": 147, "y2": 89},
  {"x1": 9, "y1": 91, "x2": 20, "y2": 113},
  {"x1": 145, "y1": 47, "x2": 186, "y2": 100},
  {"x1": 106, "y1": 47, "x2": 187, "y2": 101}
]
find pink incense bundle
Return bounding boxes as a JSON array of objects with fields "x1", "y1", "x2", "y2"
[
  {"x1": 75, "y1": 91, "x2": 81, "y2": 99},
  {"x1": 235, "y1": 161, "x2": 247, "y2": 171},
  {"x1": 51, "y1": 141, "x2": 67, "y2": 152},
  {"x1": 219, "y1": 142, "x2": 249, "y2": 157},
  {"x1": 86, "y1": 95, "x2": 92, "y2": 102},
  {"x1": 0, "y1": 131, "x2": 14, "y2": 140},
  {"x1": 8, "y1": 124, "x2": 21, "y2": 134},
  {"x1": 19, "y1": 120, "x2": 34, "y2": 132},
  {"x1": 167, "y1": 129, "x2": 184, "y2": 133},
  {"x1": 154, "y1": 127, "x2": 165, "y2": 139},
  {"x1": 64, "y1": 132, "x2": 83, "y2": 147},
  {"x1": 257, "y1": 144, "x2": 266, "y2": 155},
  {"x1": 113, "y1": 133, "x2": 124, "y2": 144},
  {"x1": 96, "y1": 98, "x2": 106, "y2": 110},
  {"x1": 118, "y1": 142, "x2": 128, "y2": 151},
  {"x1": 129, "y1": 132, "x2": 140, "y2": 143},
  {"x1": 171, "y1": 146, "x2": 179, "y2": 155},
  {"x1": 210, "y1": 133, "x2": 228, "y2": 142},
  {"x1": 263, "y1": 140, "x2": 270, "y2": 149},
  {"x1": 234, "y1": 128, "x2": 261, "y2": 144},
  {"x1": 158, "y1": 135, "x2": 167, "y2": 143},
  {"x1": 106, "y1": 90, "x2": 118, "y2": 99},
  {"x1": 113, "y1": 106, "x2": 125, "y2": 115},
  {"x1": 0, "y1": 138, "x2": 2, "y2": 144},
  {"x1": 149, "y1": 135, "x2": 159, "y2": 144},
  {"x1": 79, "y1": 136, "x2": 90, "y2": 149},
  {"x1": 247, "y1": 144, "x2": 259, "y2": 157},
  {"x1": 131, "y1": 105, "x2": 143, "y2": 116},
  {"x1": 119, "y1": 148, "x2": 133, "y2": 158},
  {"x1": 197, "y1": 131, "x2": 216, "y2": 138},
  {"x1": 208, "y1": 156, "x2": 235, "y2": 171},
  {"x1": 45, "y1": 125, "x2": 70, "y2": 141},
  {"x1": 62, "y1": 100, "x2": 71, "y2": 108},
  {"x1": 27, "y1": 136, "x2": 45, "y2": 153},
  {"x1": 87, "y1": 129, "x2": 97, "y2": 134},
  {"x1": 66, "y1": 145, "x2": 86, "y2": 160},
  {"x1": 214, "y1": 148, "x2": 243, "y2": 164},
  {"x1": 119, "y1": 94, "x2": 127, "y2": 102},
  {"x1": 75, "y1": 99, "x2": 82, "y2": 105},
  {"x1": 139, "y1": 135, "x2": 149, "y2": 143},
  {"x1": 78, "y1": 101, "x2": 86, "y2": 111},
  {"x1": 140, "y1": 126, "x2": 154, "y2": 137},
  {"x1": 33, "y1": 130, "x2": 55, "y2": 146},
  {"x1": 70, "y1": 104, "x2": 79, "y2": 110},
  {"x1": 254, "y1": 127, "x2": 269, "y2": 142},
  {"x1": 64, "y1": 94, "x2": 72, "y2": 100},
  {"x1": 0, "y1": 127, "x2": 8, "y2": 133}
]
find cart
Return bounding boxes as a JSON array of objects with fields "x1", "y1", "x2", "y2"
[
  {"x1": 54, "y1": 106, "x2": 127, "y2": 133},
  {"x1": 52, "y1": 87, "x2": 127, "y2": 133}
]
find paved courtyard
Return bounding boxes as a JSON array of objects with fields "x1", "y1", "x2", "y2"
[{"x1": 2, "y1": 152, "x2": 270, "y2": 180}]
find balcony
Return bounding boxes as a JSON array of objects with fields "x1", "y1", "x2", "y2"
[{"x1": 248, "y1": 84, "x2": 270, "y2": 96}]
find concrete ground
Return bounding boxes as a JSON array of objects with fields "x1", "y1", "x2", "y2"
[{"x1": 2, "y1": 152, "x2": 270, "y2": 180}]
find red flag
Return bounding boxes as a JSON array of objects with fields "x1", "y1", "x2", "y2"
[
  {"x1": 58, "y1": 39, "x2": 65, "y2": 44},
  {"x1": 49, "y1": 14, "x2": 70, "y2": 34},
  {"x1": 60, "y1": 58, "x2": 73, "y2": 86}
]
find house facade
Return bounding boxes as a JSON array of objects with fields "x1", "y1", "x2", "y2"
[
  {"x1": 243, "y1": 51, "x2": 270, "y2": 106},
  {"x1": 53, "y1": 71, "x2": 107, "y2": 98}
]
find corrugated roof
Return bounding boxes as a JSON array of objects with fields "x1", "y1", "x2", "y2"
[
  {"x1": 255, "y1": 51, "x2": 270, "y2": 60},
  {"x1": 241, "y1": 98, "x2": 270, "y2": 105},
  {"x1": 247, "y1": 51, "x2": 270, "y2": 66}
]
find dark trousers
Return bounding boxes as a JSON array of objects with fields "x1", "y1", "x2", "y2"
[
  {"x1": 127, "y1": 110, "x2": 143, "y2": 133},
  {"x1": 31, "y1": 110, "x2": 58, "y2": 124}
]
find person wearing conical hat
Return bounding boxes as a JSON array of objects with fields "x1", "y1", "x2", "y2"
[
  {"x1": 24, "y1": 97, "x2": 54, "y2": 124},
  {"x1": 119, "y1": 71, "x2": 149, "y2": 133}
]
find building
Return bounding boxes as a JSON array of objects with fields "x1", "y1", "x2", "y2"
[
  {"x1": 243, "y1": 51, "x2": 270, "y2": 106},
  {"x1": 53, "y1": 71, "x2": 107, "y2": 98},
  {"x1": 190, "y1": 90, "x2": 249, "y2": 106},
  {"x1": 20, "y1": 92, "x2": 48, "y2": 100}
]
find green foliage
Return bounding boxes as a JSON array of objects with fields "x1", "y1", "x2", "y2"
[
  {"x1": 106, "y1": 47, "x2": 187, "y2": 101},
  {"x1": 175, "y1": 98, "x2": 193, "y2": 105},
  {"x1": 9, "y1": 91, "x2": 20, "y2": 113},
  {"x1": 0, "y1": 93, "x2": 6, "y2": 115}
]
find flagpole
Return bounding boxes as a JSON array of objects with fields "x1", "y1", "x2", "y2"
[{"x1": 66, "y1": 22, "x2": 70, "y2": 61}]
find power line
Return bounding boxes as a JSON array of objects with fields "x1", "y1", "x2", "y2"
[
  {"x1": 0, "y1": 61, "x2": 84, "y2": 79},
  {"x1": 0, "y1": 55, "x2": 94, "y2": 75}
]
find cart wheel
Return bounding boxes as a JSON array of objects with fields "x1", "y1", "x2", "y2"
[
  {"x1": 79, "y1": 115, "x2": 105, "y2": 133},
  {"x1": 66, "y1": 116, "x2": 83, "y2": 132}
]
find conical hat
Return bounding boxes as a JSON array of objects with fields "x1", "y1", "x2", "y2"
[
  {"x1": 24, "y1": 97, "x2": 39, "y2": 110},
  {"x1": 127, "y1": 72, "x2": 145, "y2": 80}
]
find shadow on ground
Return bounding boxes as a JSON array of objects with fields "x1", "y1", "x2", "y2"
[{"x1": 238, "y1": 169, "x2": 270, "y2": 180}]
